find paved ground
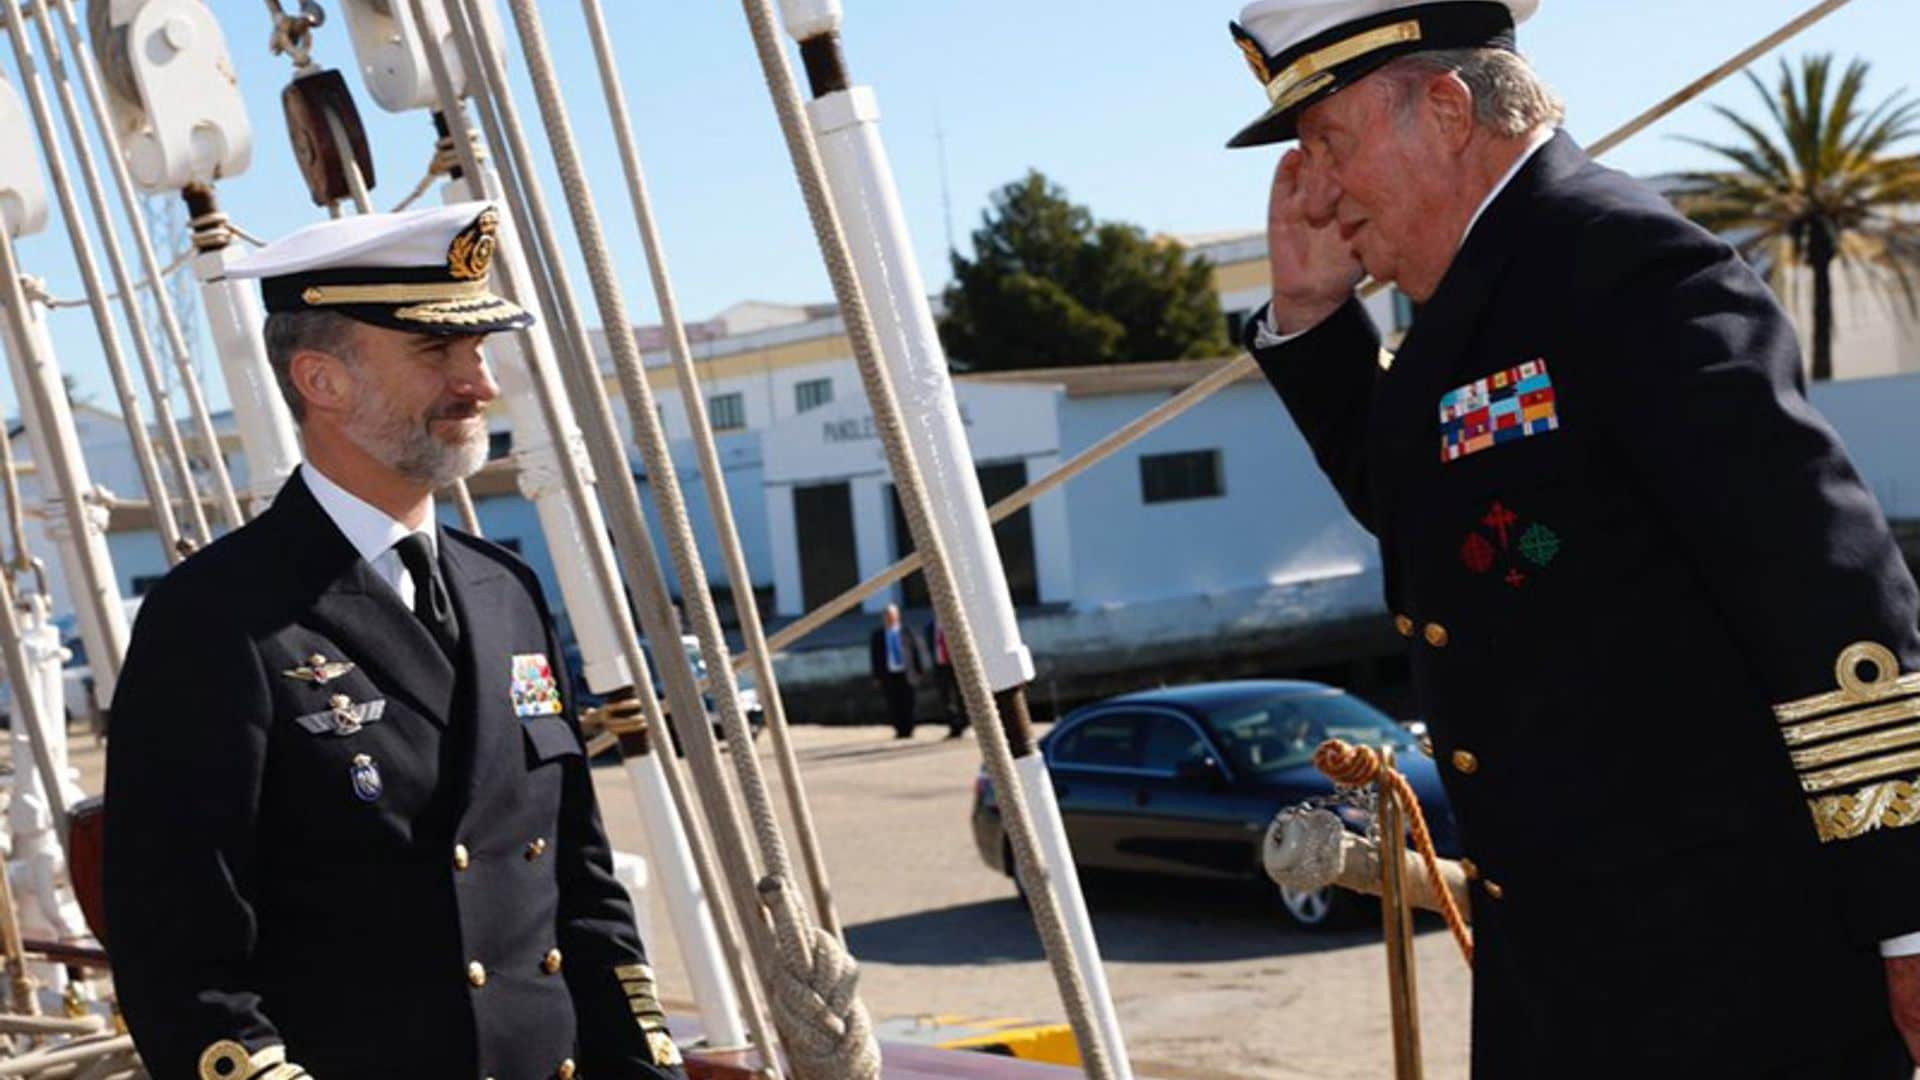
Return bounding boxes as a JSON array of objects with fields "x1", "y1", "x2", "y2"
[{"x1": 596, "y1": 723, "x2": 1474, "y2": 1079}]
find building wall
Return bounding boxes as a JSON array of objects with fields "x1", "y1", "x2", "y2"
[
  {"x1": 1056, "y1": 381, "x2": 1376, "y2": 610},
  {"x1": 1809, "y1": 371, "x2": 1920, "y2": 521}
]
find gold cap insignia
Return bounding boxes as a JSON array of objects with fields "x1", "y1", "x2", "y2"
[{"x1": 448, "y1": 207, "x2": 499, "y2": 282}]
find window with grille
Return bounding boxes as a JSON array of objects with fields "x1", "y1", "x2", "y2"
[
  {"x1": 795, "y1": 378, "x2": 833, "y2": 414},
  {"x1": 1140, "y1": 450, "x2": 1224, "y2": 504},
  {"x1": 709, "y1": 392, "x2": 746, "y2": 432}
]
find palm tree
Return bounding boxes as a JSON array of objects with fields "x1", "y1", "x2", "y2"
[{"x1": 1675, "y1": 55, "x2": 1920, "y2": 381}]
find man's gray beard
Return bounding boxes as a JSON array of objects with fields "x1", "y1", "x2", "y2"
[{"x1": 342, "y1": 388, "x2": 487, "y2": 490}]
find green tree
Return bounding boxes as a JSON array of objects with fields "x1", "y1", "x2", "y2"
[
  {"x1": 939, "y1": 171, "x2": 1230, "y2": 371},
  {"x1": 1675, "y1": 55, "x2": 1920, "y2": 381}
]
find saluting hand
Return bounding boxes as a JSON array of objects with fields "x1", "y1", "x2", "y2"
[
  {"x1": 1265, "y1": 148, "x2": 1365, "y2": 336},
  {"x1": 1886, "y1": 955, "x2": 1920, "y2": 1064}
]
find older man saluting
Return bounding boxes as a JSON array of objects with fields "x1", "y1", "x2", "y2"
[{"x1": 1230, "y1": 1, "x2": 1920, "y2": 1075}]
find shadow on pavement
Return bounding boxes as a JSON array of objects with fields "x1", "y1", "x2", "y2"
[{"x1": 848, "y1": 875, "x2": 1442, "y2": 966}]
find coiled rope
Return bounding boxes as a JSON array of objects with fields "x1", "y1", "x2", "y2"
[{"x1": 1314, "y1": 739, "x2": 1472, "y2": 965}]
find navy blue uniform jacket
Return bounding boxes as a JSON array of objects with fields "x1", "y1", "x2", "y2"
[
  {"x1": 104, "y1": 471, "x2": 685, "y2": 1079},
  {"x1": 1252, "y1": 132, "x2": 1920, "y2": 1075}
]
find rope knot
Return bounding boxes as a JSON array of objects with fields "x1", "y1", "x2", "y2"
[
  {"x1": 1313, "y1": 738, "x2": 1381, "y2": 788},
  {"x1": 1311, "y1": 738, "x2": 1475, "y2": 967},
  {"x1": 758, "y1": 874, "x2": 881, "y2": 1079}
]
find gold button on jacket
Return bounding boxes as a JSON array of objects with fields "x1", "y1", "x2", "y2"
[
  {"x1": 453, "y1": 843, "x2": 470, "y2": 871},
  {"x1": 525, "y1": 837, "x2": 548, "y2": 861},
  {"x1": 1423, "y1": 622, "x2": 1450, "y2": 648},
  {"x1": 467, "y1": 961, "x2": 487, "y2": 988},
  {"x1": 557, "y1": 1059, "x2": 577, "y2": 1080},
  {"x1": 1451, "y1": 749, "x2": 1479, "y2": 775},
  {"x1": 1394, "y1": 614, "x2": 1414, "y2": 637},
  {"x1": 542, "y1": 948, "x2": 563, "y2": 975}
]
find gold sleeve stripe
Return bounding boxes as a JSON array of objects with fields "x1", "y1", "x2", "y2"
[
  {"x1": 255, "y1": 1065, "x2": 308, "y2": 1080},
  {"x1": 622, "y1": 980, "x2": 652, "y2": 996},
  {"x1": 1800, "y1": 746, "x2": 1920, "y2": 794},
  {"x1": 1789, "y1": 720, "x2": 1920, "y2": 772},
  {"x1": 613, "y1": 963, "x2": 654, "y2": 982},
  {"x1": 1779, "y1": 695, "x2": 1920, "y2": 746},
  {"x1": 1810, "y1": 775, "x2": 1920, "y2": 843}
]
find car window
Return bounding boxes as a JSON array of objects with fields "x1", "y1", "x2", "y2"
[
  {"x1": 1052, "y1": 710, "x2": 1209, "y2": 774},
  {"x1": 1205, "y1": 691, "x2": 1411, "y2": 776},
  {"x1": 1051, "y1": 713, "x2": 1142, "y2": 770},
  {"x1": 1136, "y1": 714, "x2": 1210, "y2": 773}
]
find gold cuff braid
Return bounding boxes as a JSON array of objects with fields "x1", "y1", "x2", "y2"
[{"x1": 1775, "y1": 642, "x2": 1920, "y2": 841}]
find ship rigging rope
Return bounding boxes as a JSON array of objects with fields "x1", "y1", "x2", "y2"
[
  {"x1": 400, "y1": 4, "x2": 785, "y2": 1060},
  {"x1": 423, "y1": 10, "x2": 783, "y2": 1067},
  {"x1": 23, "y1": 0, "x2": 221, "y2": 547},
  {"x1": 48, "y1": 0, "x2": 245, "y2": 534},
  {"x1": 1314, "y1": 740, "x2": 1474, "y2": 965},
  {"x1": 0, "y1": 1, "x2": 188, "y2": 563},
  {"x1": 445, "y1": 0, "x2": 789, "y2": 1065},
  {"x1": 731, "y1": 0, "x2": 1119, "y2": 1075},
  {"x1": 578, "y1": 0, "x2": 846, "y2": 948},
  {"x1": 494, "y1": 0, "x2": 883, "y2": 1071},
  {"x1": 736, "y1": 0, "x2": 1866, "y2": 671}
]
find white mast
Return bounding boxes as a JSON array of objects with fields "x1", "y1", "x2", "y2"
[{"x1": 774, "y1": 3, "x2": 1133, "y2": 1074}]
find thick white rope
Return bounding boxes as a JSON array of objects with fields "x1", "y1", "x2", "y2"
[
  {"x1": 496, "y1": 1, "x2": 881, "y2": 1073},
  {"x1": 0, "y1": 2, "x2": 186, "y2": 562},
  {"x1": 21, "y1": 0, "x2": 214, "y2": 547},
  {"x1": 578, "y1": 0, "x2": 845, "y2": 947},
  {"x1": 447, "y1": 1, "x2": 792, "y2": 1066},
  {"x1": 733, "y1": 2, "x2": 1118, "y2": 1074},
  {"x1": 411, "y1": 0, "x2": 777, "y2": 1057},
  {"x1": 47, "y1": 0, "x2": 244, "y2": 532}
]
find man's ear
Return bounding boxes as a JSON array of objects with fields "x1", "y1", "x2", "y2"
[
  {"x1": 1425, "y1": 70, "x2": 1476, "y2": 151},
  {"x1": 289, "y1": 349, "x2": 353, "y2": 416}
]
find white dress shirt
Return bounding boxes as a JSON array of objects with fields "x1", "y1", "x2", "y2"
[
  {"x1": 1254, "y1": 127, "x2": 1557, "y2": 348},
  {"x1": 301, "y1": 463, "x2": 437, "y2": 611}
]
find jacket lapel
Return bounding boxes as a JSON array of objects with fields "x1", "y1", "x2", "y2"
[
  {"x1": 1370, "y1": 131, "x2": 1585, "y2": 521},
  {"x1": 277, "y1": 472, "x2": 458, "y2": 725},
  {"x1": 438, "y1": 533, "x2": 517, "y2": 821}
]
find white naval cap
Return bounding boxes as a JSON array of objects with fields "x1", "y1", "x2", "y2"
[
  {"x1": 1226, "y1": 0, "x2": 1539, "y2": 148},
  {"x1": 226, "y1": 202, "x2": 533, "y2": 336}
]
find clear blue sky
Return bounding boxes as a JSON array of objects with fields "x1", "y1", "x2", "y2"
[{"x1": 7, "y1": 0, "x2": 1917, "y2": 413}]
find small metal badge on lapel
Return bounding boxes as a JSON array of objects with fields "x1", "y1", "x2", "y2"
[
  {"x1": 510, "y1": 653, "x2": 564, "y2": 718},
  {"x1": 285, "y1": 652, "x2": 356, "y2": 685},
  {"x1": 293, "y1": 694, "x2": 387, "y2": 737},
  {"x1": 350, "y1": 753, "x2": 383, "y2": 802}
]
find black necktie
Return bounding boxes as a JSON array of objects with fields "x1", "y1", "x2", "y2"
[{"x1": 393, "y1": 533, "x2": 460, "y2": 657}]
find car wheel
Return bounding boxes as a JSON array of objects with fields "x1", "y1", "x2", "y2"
[{"x1": 1279, "y1": 885, "x2": 1362, "y2": 930}]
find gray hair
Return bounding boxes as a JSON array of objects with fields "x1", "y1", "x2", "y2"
[
  {"x1": 1381, "y1": 48, "x2": 1564, "y2": 138},
  {"x1": 261, "y1": 309, "x2": 362, "y2": 423}
]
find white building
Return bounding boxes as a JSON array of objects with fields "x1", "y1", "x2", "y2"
[{"x1": 8, "y1": 219, "x2": 1917, "y2": 711}]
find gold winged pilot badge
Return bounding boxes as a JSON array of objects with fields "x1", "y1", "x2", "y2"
[{"x1": 284, "y1": 652, "x2": 355, "y2": 685}]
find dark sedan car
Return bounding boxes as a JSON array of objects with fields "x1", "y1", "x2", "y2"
[{"x1": 971, "y1": 680, "x2": 1458, "y2": 929}]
